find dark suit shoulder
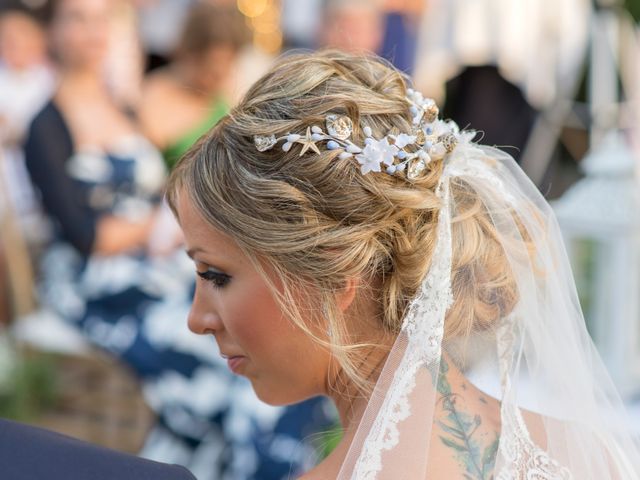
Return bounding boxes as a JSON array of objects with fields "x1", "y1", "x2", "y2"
[{"x1": 0, "y1": 419, "x2": 196, "y2": 480}]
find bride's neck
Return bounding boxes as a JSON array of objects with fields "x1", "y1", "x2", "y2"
[
  {"x1": 328, "y1": 344, "x2": 391, "y2": 430},
  {"x1": 327, "y1": 288, "x2": 394, "y2": 430},
  {"x1": 306, "y1": 345, "x2": 391, "y2": 479}
]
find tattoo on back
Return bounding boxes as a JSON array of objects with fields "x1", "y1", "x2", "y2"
[{"x1": 436, "y1": 360, "x2": 499, "y2": 480}]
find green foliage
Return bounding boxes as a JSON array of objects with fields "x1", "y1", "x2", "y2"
[
  {"x1": 0, "y1": 353, "x2": 58, "y2": 421},
  {"x1": 624, "y1": 0, "x2": 640, "y2": 21}
]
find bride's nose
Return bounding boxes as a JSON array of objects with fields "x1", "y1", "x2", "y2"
[{"x1": 188, "y1": 286, "x2": 223, "y2": 335}]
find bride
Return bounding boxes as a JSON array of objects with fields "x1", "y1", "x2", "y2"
[{"x1": 167, "y1": 50, "x2": 640, "y2": 478}]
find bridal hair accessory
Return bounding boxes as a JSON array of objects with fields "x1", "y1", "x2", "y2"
[{"x1": 253, "y1": 89, "x2": 476, "y2": 179}]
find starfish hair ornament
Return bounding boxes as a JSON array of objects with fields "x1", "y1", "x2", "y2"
[{"x1": 252, "y1": 89, "x2": 477, "y2": 181}]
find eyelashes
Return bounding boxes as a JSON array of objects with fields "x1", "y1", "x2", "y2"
[{"x1": 196, "y1": 269, "x2": 231, "y2": 289}]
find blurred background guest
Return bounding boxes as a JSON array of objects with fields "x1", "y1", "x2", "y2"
[
  {"x1": 0, "y1": 4, "x2": 55, "y2": 327},
  {"x1": 0, "y1": 5, "x2": 54, "y2": 241},
  {"x1": 24, "y1": 0, "x2": 166, "y2": 260},
  {"x1": 138, "y1": 3, "x2": 249, "y2": 169}
]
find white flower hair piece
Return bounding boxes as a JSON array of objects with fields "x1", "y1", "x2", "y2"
[{"x1": 252, "y1": 89, "x2": 476, "y2": 180}]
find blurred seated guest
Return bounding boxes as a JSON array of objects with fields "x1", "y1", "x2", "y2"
[
  {"x1": 24, "y1": 1, "x2": 335, "y2": 478},
  {"x1": 0, "y1": 6, "x2": 54, "y2": 243},
  {"x1": 138, "y1": 2, "x2": 249, "y2": 169},
  {"x1": 25, "y1": 0, "x2": 167, "y2": 258},
  {"x1": 0, "y1": 418, "x2": 196, "y2": 480}
]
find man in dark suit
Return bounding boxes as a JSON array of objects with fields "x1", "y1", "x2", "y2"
[{"x1": 0, "y1": 419, "x2": 196, "y2": 480}]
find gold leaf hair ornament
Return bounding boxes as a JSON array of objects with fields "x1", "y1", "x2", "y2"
[{"x1": 253, "y1": 89, "x2": 476, "y2": 180}]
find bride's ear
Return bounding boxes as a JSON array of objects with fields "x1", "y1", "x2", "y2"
[{"x1": 336, "y1": 277, "x2": 359, "y2": 313}]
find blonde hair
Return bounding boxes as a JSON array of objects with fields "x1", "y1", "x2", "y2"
[{"x1": 167, "y1": 50, "x2": 518, "y2": 393}]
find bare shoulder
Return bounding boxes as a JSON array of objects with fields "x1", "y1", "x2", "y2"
[{"x1": 298, "y1": 463, "x2": 340, "y2": 480}]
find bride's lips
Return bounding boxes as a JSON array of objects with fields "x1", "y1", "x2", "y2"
[{"x1": 221, "y1": 354, "x2": 247, "y2": 374}]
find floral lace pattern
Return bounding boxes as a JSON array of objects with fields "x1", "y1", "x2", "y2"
[
  {"x1": 496, "y1": 404, "x2": 573, "y2": 480},
  {"x1": 349, "y1": 178, "x2": 454, "y2": 479},
  {"x1": 495, "y1": 319, "x2": 573, "y2": 480}
]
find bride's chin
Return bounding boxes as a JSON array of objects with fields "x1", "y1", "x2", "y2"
[{"x1": 250, "y1": 380, "x2": 319, "y2": 407}]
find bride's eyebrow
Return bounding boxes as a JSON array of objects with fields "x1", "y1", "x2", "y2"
[
  {"x1": 186, "y1": 249, "x2": 227, "y2": 269},
  {"x1": 186, "y1": 247, "x2": 203, "y2": 259}
]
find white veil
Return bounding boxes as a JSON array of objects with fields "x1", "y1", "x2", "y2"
[{"x1": 336, "y1": 142, "x2": 640, "y2": 479}]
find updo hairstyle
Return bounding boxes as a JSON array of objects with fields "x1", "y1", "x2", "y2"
[{"x1": 167, "y1": 50, "x2": 519, "y2": 391}]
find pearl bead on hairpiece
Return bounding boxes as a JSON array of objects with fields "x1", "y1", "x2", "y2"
[{"x1": 253, "y1": 89, "x2": 475, "y2": 180}]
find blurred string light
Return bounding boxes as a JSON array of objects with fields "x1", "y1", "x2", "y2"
[{"x1": 237, "y1": 0, "x2": 282, "y2": 54}]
